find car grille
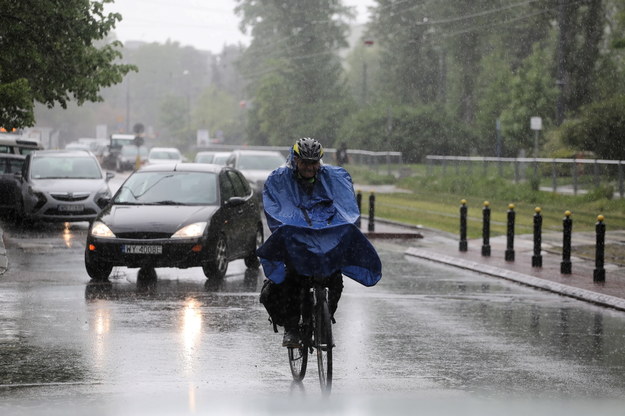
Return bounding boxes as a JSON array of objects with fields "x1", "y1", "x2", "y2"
[
  {"x1": 51, "y1": 192, "x2": 90, "y2": 202},
  {"x1": 44, "y1": 207, "x2": 98, "y2": 216},
  {"x1": 115, "y1": 232, "x2": 172, "y2": 239}
]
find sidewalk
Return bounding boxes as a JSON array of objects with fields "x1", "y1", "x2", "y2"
[{"x1": 363, "y1": 217, "x2": 625, "y2": 312}]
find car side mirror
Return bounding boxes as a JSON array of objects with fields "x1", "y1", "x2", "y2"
[
  {"x1": 13, "y1": 171, "x2": 22, "y2": 180},
  {"x1": 225, "y1": 196, "x2": 245, "y2": 207},
  {"x1": 106, "y1": 171, "x2": 115, "y2": 182}
]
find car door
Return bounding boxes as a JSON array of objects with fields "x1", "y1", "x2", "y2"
[
  {"x1": 225, "y1": 169, "x2": 257, "y2": 257},
  {"x1": 217, "y1": 170, "x2": 238, "y2": 258},
  {"x1": 0, "y1": 156, "x2": 24, "y2": 211}
]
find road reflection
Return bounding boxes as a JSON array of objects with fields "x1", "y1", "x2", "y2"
[
  {"x1": 84, "y1": 268, "x2": 262, "y2": 301},
  {"x1": 91, "y1": 299, "x2": 111, "y2": 372},
  {"x1": 181, "y1": 298, "x2": 202, "y2": 374}
]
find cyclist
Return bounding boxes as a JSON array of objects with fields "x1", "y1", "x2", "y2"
[{"x1": 258, "y1": 137, "x2": 382, "y2": 347}]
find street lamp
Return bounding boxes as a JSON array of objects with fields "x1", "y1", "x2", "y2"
[{"x1": 362, "y1": 40, "x2": 374, "y2": 104}]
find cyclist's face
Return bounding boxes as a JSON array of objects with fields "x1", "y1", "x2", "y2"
[{"x1": 296, "y1": 157, "x2": 320, "y2": 179}]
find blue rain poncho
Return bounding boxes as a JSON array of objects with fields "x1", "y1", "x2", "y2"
[{"x1": 256, "y1": 155, "x2": 382, "y2": 287}]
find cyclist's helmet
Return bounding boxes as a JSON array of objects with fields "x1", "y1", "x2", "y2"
[{"x1": 293, "y1": 137, "x2": 323, "y2": 161}]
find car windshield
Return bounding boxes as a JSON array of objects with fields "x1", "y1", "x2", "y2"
[
  {"x1": 121, "y1": 145, "x2": 148, "y2": 157},
  {"x1": 238, "y1": 154, "x2": 284, "y2": 170},
  {"x1": 195, "y1": 154, "x2": 214, "y2": 163},
  {"x1": 150, "y1": 150, "x2": 181, "y2": 160},
  {"x1": 213, "y1": 154, "x2": 230, "y2": 165},
  {"x1": 30, "y1": 156, "x2": 102, "y2": 179},
  {"x1": 115, "y1": 171, "x2": 218, "y2": 205}
]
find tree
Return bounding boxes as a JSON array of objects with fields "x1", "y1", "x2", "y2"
[
  {"x1": 235, "y1": 0, "x2": 353, "y2": 146},
  {"x1": 499, "y1": 42, "x2": 558, "y2": 157},
  {"x1": 0, "y1": 0, "x2": 135, "y2": 129},
  {"x1": 560, "y1": 95, "x2": 625, "y2": 160},
  {"x1": 339, "y1": 103, "x2": 474, "y2": 162},
  {"x1": 192, "y1": 85, "x2": 246, "y2": 144},
  {"x1": 368, "y1": 0, "x2": 441, "y2": 106}
]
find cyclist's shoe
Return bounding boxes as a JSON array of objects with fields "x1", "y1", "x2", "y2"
[{"x1": 282, "y1": 328, "x2": 301, "y2": 348}]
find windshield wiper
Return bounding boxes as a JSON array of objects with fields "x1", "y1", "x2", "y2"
[
  {"x1": 119, "y1": 185, "x2": 140, "y2": 200},
  {"x1": 152, "y1": 200, "x2": 186, "y2": 205}
]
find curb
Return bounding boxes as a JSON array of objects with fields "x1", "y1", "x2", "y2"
[
  {"x1": 366, "y1": 232, "x2": 423, "y2": 239},
  {"x1": 405, "y1": 247, "x2": 625, "y2": 312}
]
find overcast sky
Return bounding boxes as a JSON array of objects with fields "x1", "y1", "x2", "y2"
[{"x1": 105, "y1": 0, "x2": 375, "y2": 53}]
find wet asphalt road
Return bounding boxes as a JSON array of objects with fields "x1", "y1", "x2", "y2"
[{"x1": 1, "y1": 215, "x2": 625, "y2": 414}]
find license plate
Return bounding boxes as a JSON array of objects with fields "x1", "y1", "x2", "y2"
[
  {"x1": 58, "y1": 204, "x2": 84, "y2": 212},
  {"x1": 122, "y1": 245, "x2": 163, "y2": 254}
]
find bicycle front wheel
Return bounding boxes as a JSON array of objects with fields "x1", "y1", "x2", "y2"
[
  {"x1": 288, "y1": 346, "x2": 308, "y2": 381},
  {"x1": 314, "y1": 295, "x2": 333, "y2": 394}
]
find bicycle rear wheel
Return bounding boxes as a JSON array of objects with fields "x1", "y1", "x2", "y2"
[
  {"x1": 314, "y1": 293, "x2": 333, "y2": 394},
  {"x1": 288, "y1": 345, "x2": 308, "y2": 381}
]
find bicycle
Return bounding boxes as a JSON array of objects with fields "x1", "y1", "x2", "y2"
[{"x1": 287, "y1": 275, "x2": 334, "y2": 394}]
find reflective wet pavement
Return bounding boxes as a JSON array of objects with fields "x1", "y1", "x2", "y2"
[{"x1": 2, "y1": 217, "x2": 625, "y2": 415}]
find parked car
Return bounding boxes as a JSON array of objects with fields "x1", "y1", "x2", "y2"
[
  {"x1": 194, "y1": 151, "x2": 231, "y2": 166},
  {"x1": 226, "y1": 150, "x2": 286, "y2": 197},
  {"x1": 147, "y1": 147, "x2": 183, "y2": 165},
  {"x1": 65, "y1": 141, "x2": 92, "y2": 152},
  {"x1": 77, "y1": 138, "x2": 109, "y2": 160},
  {"x1": 19, "y1": 150, "x2": 114, "y2": 223},
  {"x1": 84, "y1": 163, "x2": 263, "y2": 281},
  {"x1": 0, "y1": 153, "x2": 26, "y2": 218},
  {"x1": 117, "y1": 144, "x2": 149, "y2": 172},
  {"x1": 0, "y1": 133, "x2": 44, "y2": 155}
]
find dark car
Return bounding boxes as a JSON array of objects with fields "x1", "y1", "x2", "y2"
[
  {"x1": 0, "y1": 153, "x2": 26, "y2": 218},
  {"x1": 19, "y1": 150, "x2": 114, "y2": 223},
  {"x1": 84, "y1": 163, "x2": 263, "y2": 281}
]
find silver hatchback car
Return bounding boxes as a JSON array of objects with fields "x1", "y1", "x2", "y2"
[{"x1": 19, "y1": 150, "x2": 114, "y2": 223}]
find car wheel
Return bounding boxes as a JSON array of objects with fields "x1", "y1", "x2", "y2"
[
  {"x1": 244, "y1": 224, "x2": 263, "y2": 269},
  {"x1": 203, "y1": 234, "x2": 228, "y2": 279},
  {"x1": 85, "y1": 252, "x2": 112, "y2": 281}
]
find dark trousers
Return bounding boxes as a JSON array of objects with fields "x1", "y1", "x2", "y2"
[{"x1": 260, "y1": 269, "x2": 343, "y2": 330}]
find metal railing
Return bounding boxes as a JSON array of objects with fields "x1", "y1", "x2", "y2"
[
  {"x1": 426, "y1": 155, "x2": 625, "y2": 198},
  {"x1": 195, "y1": 143, "x2": 402, "y2": 168}
]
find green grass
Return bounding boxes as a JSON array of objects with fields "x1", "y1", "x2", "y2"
[{"x1": 346, "y1": 164, "x2": 625, "y2": 238}]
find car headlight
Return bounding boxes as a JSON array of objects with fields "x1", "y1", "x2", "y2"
[
  {"x1": 172, "y1": 222, "x2": 207, "y2": 239},
  {"x1": 28, "y1": 187, "x2": 47, "y2": 211},
  {"x1": 90, "y1": 221, "x2": 116, "y2": 238},
  {"x1": 95, "y1": 185, "x2": 112, "y2": 199}
]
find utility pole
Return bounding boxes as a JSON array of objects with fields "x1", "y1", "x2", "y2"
[
  {"x1": 362, "y1": 40, "x2": 374, "y2": 104},
  {"x1": 555, "y1": 0, "x2": 568, "y2": 126}
]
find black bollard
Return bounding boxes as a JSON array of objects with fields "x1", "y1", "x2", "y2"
[
  {"x1": 532, "y1": 207, "x2": 543, "y2": 267},
  {"x1": 481, "y1": 201, "x2": 491, "y2": 256},
  {"x1": 593, "y1": 215, "x2": 606, "y2": 282},
  {"x1": 356, "y1": 191, "x2": 362, "y2": 228},
  {"x1": 459, "y1": 199, "x2": 468, "y2": 252},
  {"x1": 505, "y1": 203, "x2": 515, "y2": 261},
  {"x1": 560, "y1": 210, "x2": 572, "y2": 274},
  {"x1": 368, "y1": 193, "x2": 375, "y2": 232}
]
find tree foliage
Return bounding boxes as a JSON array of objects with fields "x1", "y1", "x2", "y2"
[
  {"x1": 0, "y1": 0, "x2": 135, "y2": 129},
  {"x1": 339, "y1": 103, "x2": 475, "y2": 163},
  {"x1": 235, "y1": 0, "x2": 353, "y2": 147},
  {"x1": 499, "y1": 42, "x2": 558, "y2": 156},
  {"x1": 560, "y1": 95, "x2": 625, "y2": 160}
]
